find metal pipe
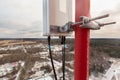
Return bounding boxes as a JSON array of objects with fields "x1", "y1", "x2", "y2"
[
  {"x1": 100, "y1": 22, "x2": 116, "y2": 27},
  {"x1": 72, "y1": 14, "x2": 109, "y2": 26},
  {"x1": 71, "y1": 21, "x2": 83, "y2": 26},
  {"x1": 74, "y1": 0, "x2": 90, "y2": 80},
  {"x1": 90, "y1": 14, "x2": 109, "y2": 21}
]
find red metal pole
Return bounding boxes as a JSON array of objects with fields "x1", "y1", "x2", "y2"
[{"x1": 74, "y1": 0, "x2": 90, "y2": 80}]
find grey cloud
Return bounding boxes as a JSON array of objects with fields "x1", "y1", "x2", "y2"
[
  {"x1": 0, "y1": 0, "x2": 43, "y2": 38},
  {"x1": 0, "y1": 20, "x2": 43, "y2": 38}
]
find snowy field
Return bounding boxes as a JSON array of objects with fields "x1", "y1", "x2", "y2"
[
  {"x1": 0, "y1": 40, "x2": 74, "y2": 80},
  {"x1": 0, "y1": 39, "x2": 120, "y2": 80}
]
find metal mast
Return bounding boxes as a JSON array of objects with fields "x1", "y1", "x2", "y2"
[{"x1": 74, "y1": 0, "x2": 90, "y2": 80}]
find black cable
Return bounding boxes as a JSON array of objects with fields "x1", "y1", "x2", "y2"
[
  {"x1": 48, "y1": 36, "x2": 58, "y2": 80},
  {"x1": 61, "y1": 36, "x2": 66, "y2": 80}
]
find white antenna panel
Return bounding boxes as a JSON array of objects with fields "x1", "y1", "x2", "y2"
[{"x1": 43, "y1": 0, "x2": 75, "y2": 36}]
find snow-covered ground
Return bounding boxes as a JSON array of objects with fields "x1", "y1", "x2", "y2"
[
  {"x1": 28, "y1": 76, "x2": 53, "y2": 80},
  {"x1": 0, "y1": 42, "x2": 74, "y2": 80},
  {"x1": 89, "y1": 58, "x2": 120, "y2": 80},
  {"x1": 1, "y1": 41, "x2": 120, "y2": 80},
  {"x1": 0, "y1": 62, "x2": 18, "y2": 76}
]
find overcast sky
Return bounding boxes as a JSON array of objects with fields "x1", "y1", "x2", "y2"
[
  {"x1": 91, "y1": 0, "x2": 120, "y2": 38},
  {"x1": 0, "y1": 0, "x2": 43, "y2": 38},
  {"x1": 0, "y1": 0, "x2": 120, "y2": 38}
]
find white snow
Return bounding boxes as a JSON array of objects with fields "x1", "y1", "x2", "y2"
[{"x1": 28, "y1": 76, "x2": 52, "y2": 80}]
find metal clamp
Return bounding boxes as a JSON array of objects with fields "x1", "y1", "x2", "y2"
[
  {"x1": 59, "y1": 22, "x2": 74, "y2": 33},
  {"x1": 58, "y1": 14, "x2": 116, "y2": 32},
  {"x1": 73, "y1": 14, "x2": 116, "y2": 30}
]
